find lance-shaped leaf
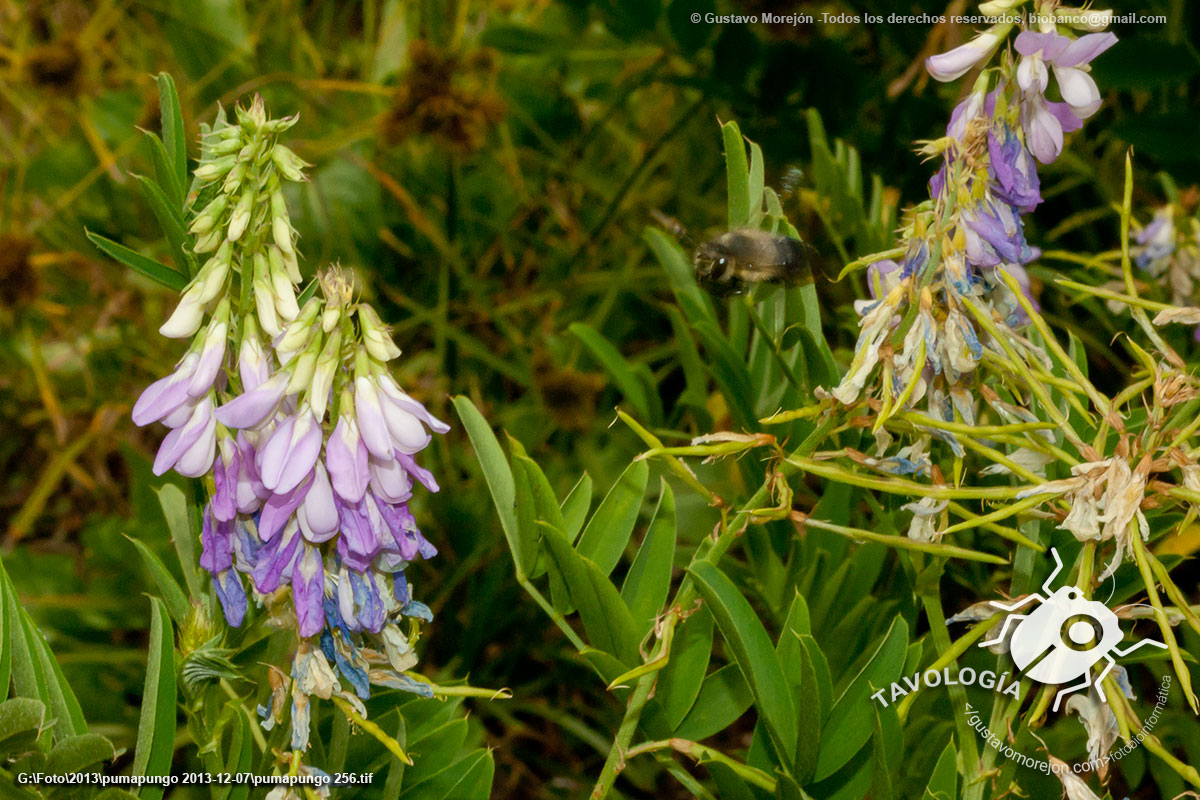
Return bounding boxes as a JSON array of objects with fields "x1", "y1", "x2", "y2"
[
  {"x1": 687, "y1": 561, "x2": 798, "y2": 761},
  {"x1": 126, "y1": 535, "x2": 190, "y2": 626},
  {"x1": 86, "y1": 231, "x2": 188, "y2": 292},
  {"x1": 132, "y1": 597, "x2": 177, "y2": 800},
  {"x1": 575, "y1": 460, "x2": 648, "y2": 576},
  {"x1": 620, "y1": 480, "x2": 676, "y2": 635}
]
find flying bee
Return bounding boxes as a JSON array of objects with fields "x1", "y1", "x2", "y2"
[{"x1": 653, "y1": 210, "x2": 815, "y2": 296}]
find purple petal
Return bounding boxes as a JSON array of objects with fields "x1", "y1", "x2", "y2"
[
  {"x1": 132, "y1": 353, "x2": 197, "y2": 427},
  {"x1": 200, "y1": 506, "x2": 234, "y2": 573},
  {"x1": 187, "y1": 325, "x2": 226, "y2": 397},
  {"x1": 252, "y1": 521, "x2": 301, "y2": 593},
  {"x1": 258, "y1": 474, "x2": 313, "y2": 541},
  {"x1": 354, "y1": 377, "x2": 393, "y2": 460},
  {"x1": 152, "y1": 398, "x2": 215, "y2": 477},
  {"x1": 213, "y1": 570, "x2": 246, "y2": 627},
  {"x1": 1046, "y1": 100, "x2": 1083, "y2": 133},
  {"x1": 394, "y1": 452, "x2": 439, "y2": 493},
  {"x1": 351, "y1": 570, "x2": 384, "y2": 634},
  {"x1": 376, "y1": 499, "x2": 420, "y2": 560},
  {"x1": 338, "y1": 499, "x2": 379, "y2": 559},
  {"x1": 378, "y1": 377, "x2": 451, "y2": 433},
  {"x1": 326, "y1": 416, "x2": 370, "y2": 504},
  {"x1": 1022, "y1": 98, "x2": 1064, "y2": 164},
  {"x1": 1014, "y1": 31, "x2": 1069, "y2": 60},
  {"x1": 212, "y1": 443, "x2": 238, "y2": 521},
  {"x1": 369, "y1": 455, "x2": 413, "y2": 504},
  {"x1": 293, "y1": 545, "x2": 325, "y2": 637},
  {"x1": 260, "y1": 410, "x2": 322, "y2": 493},
  {"x1": 298, "y1": 462, "x2": 339, "y2": 542},
  {"x1": 215, "y1": 372, "x2": 289, "y2": 429},
  {"x1": 1054, "y1": 32, "x2": 1117, "y2": 68}
]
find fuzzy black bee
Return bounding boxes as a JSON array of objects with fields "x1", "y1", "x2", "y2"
[
  {"x1": 693, "y1": 229, "x2": 814, "y2": 294},
  {"x1": 653, "y1": 210, "x2": 814, "y2": 296}
]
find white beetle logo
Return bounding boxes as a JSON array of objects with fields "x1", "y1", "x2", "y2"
[{"x1": 979, "y1": 548, "x2": 1166, "y2": 711}]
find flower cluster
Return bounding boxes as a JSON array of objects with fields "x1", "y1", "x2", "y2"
[
  {"x1": 1134, "y1": 205, "x2": 1200, "y2": 316},
  {"x1": 831, "y1": 9, "x2": 1117, "y2": 436},
  {"x1": 132, "y1": 99, "x2": 447, "y2": 751}
]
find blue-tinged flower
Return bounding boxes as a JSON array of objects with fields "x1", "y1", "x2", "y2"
[
  {"x1": 252, "y1": 520, "x2": 302, "y2": 593},
  {"x1": 293, "y1": 545, "x2": 325, "y2": 637},
  {"x1": 988, "y1": 127, "x2": 1041, "y2": 213},
  {"x1": 1135, "y1": 208, "x2": 1176, "y2": 272},
  {"x1": 962, "y1": 193, "x2": 1033, "y2": 268}
]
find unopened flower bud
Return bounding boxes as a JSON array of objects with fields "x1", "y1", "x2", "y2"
[
  {"x1": 271, "y1": 144, "x2": 308, "y2": 182},
  {"x1": 358, "y1": 304, "x2": 401, "y2": 362},
  {"x1": 268, "y1": 248, "x2": 300, "y2": 320},
  {"x1": 227, "y1": 187, "x2": 255, "y2": 242},
  {"x1": 275, "y1": 298, "x2": 322, "y2": 361},
  {"x1": 978, "y1": 0, "x2": 1023, "y2": 14},
  {"x1": 1056, "y1": 6, "x2": 1112, "y2": 31},
  {"x1": 309, "y1": 328, "x2": 342, "y2": 421},
  {"x1": 286, "y1": 331, "x2": 325, "y2": 394},
  {"x1": 196, "y1": 245, "x2": 231, "y2": 304},
  {"x1": 223, "y1": 160, "x2": 248, "y2": 195},
  {"x1": 189, "y1": 193, "x2": 229, "y2": 236},
  {"x1": 161, "y1": 285, "x2": 206, "y2": 338},
  {"x1": 194, "y1": 154, "x2": 236, "y2": 182}
]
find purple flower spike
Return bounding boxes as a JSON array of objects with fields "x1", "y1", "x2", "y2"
[
  {"x1": 326, "y1": 415, "x2": 370, "y2": 504},
  {"x1": 213, "y1": 569, "x2": 247, "y2": 627},
  {"x1": 260, "y1": 408, "x2": 323, "y2": 494},
  {"x1": 132, "y1": 352, "x2": 199, "y2": 427},
  {"x1": 293, "y1": 545, "x2": 325, "y2": 637},
  {"x1": 298, "y1": 462, "x2": 339, "y2": 542},
  {"x1": 216, "y1": 371, "x2": 289, "y2": 429},
  {"x1": 153, "y1": 396, "x2": 217, "y2": 477}
]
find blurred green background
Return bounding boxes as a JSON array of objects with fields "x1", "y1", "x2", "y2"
[{"x1": 1, "y1": 0, "x2": 1197, "y2": 797}]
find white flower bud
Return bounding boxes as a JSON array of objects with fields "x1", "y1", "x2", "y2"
[
  {"x1": 193, "y1": 155, "x2": 236, "y2": 182},
  {"x1": 226, "y1": 187, "x2": 255, "y2": 242},
  {"x1": 271, "y1": 144, "x2": 308, "y2": 182},
  {"x1": 358, "y1": 304, "x2": 401, "y2": 362},
  {"x1": 160, "y1": 285, "x2": 206, "y2": 338},
  {"x1": 1056, "y1": 6, "x2": 1112, "y2": 31},
  {"x1": 286, "y1": 332, "x2": 324, "y2": 394}
]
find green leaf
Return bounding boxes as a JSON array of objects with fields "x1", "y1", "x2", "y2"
[
  {"x1": 0, "y1": 698, "x2": 46, "y2": 760},
  {"x1": 156, "y1": 73, "x2": 187, "y2": 206},
  {"x1": 793, "y1": 637, "x2": 824, "y2": 783},
  {"x1": 383, "y1": 716, "x2": 407, "y2": 800},
  {"x1": 46, "y1": 733, "x2": 116, "y2": 775},
  {"x1": 132, "y1": 598, "x2": 177, "y2": 800},
  {"x1": 621, "y1": 480, "x2": 676, "y2": 635},
  {"x1": 688, "y1": 561, "x2": 798, "y2": 761},
  {"x1": 24, "y1": 608, "x2": 87, "y2": 739},
  {"x1": 0, "y1": 561, "x2": 13, "y2": 698},
  {"x1": 453, "y1": 397, "x2": 529, "y2": 577},
  {"x1": 568, "y1": 322, "x2": 659, "y2": 423},
  {"x1": 132, "y1": 174, "x2": 194, "y2": 277},
  {"x1": 869, "y1": 704, "x2": 902, "y2": 800},
  {"x1": 155, "y1": 485, "x2": 201, "y2": 601},
  {"x1": 644, "y1": 227, "x2": 717, "y2": 329},
  {"x1": 922, "y1": 739, "x2": 958, "y2": 800},
  {"x1": 4, "y1": 567, "x2": 47, "y2": 709},
  {"x1": 813, "y1": 616, "x2": 908, "y2": 781},
  {"x1": 722, "y1": 121, "x2": 751, "y2": 229},
  {"x1": 560, "y1": 473, "x2": 592, "y2": 542},
  {"x1": 673, "y1": 663, "x2": 753, "y2": 741},
  {"x1": 658, "y1": 607, "x2": 714, "y2": 729},
  {"x1": 512, "y1": 450, "x2": 567, "y2": 535},
  {"x1": 692, "y1": 319, "x2": 759, "y2": 431},
  {"x1": 86, "y1": 230, "x2": 188, "y2": 291},
  {"x1": 402, "y1": 718, "x2": 469, "y2": 789},
  {"x1": 403, "y1": 747, "x2": 494, "y2": 800},
  {"x1": 126, "y1": 535, "x2": 190, "y2": 625},
  {"x1": 541, "y1": 524, "x2": 639, "y2": 665},
  {"x1": 575, "y1": 460, "x2": 649, "y2": 577}
]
